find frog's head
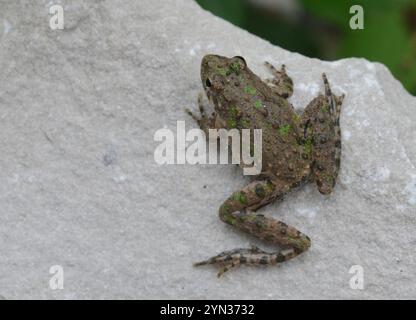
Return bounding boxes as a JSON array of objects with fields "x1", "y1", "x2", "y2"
[{"x1": 200, "y1": 54, "x2": 247, "y2": 101}]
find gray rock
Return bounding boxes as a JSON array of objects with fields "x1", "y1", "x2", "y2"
[{"x1": 0, "y1": 0, "x2": 415, "y2": 299}]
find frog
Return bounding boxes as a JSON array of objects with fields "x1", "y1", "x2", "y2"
[{"x1": 186, "y1": 54, "x2": 344, "y2": 277}]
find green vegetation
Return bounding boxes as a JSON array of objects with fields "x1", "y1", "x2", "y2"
[{"x1": 196, "y1": 0, "x2": 416, "y2": 95}]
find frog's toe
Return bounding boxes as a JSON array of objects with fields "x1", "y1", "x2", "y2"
[
  {"x1": 249, "y1": 244, "x2": 267, "y2": 253},
  {"x1": 217, "y1": 262, "x2": 240, "y2": 278},
  {"x1": 193, "y1": 250, "x2": 234, "y2": 267},
  {"x1": 264, "y1": 61, "x2": 278, "y2": 73},
  {"x1": 194, "y1": 251, "x2": 242, "y2": 277},
  {"x1": 193, "y1": 259, "x2": 212, "y2": 267},
  {"x1": 322, "y1": 73, "x2": 344, "y2": 115},
  {"x1": 337, "y1": 93, "x2": 345, "y2": 105},
  {"x1": 197, "y1": 92, "x2": 207, "y2": 115},
  {"x1": 264, "y1": 62, "x2": 293, "y2": 98},
  {"x1": 185, "y1": 108, "x2": 200, "y2": 121}
]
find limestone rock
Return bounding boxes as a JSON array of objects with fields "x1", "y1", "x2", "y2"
[{"x1": 0, "y1": 0, "x2": 415, "y2": 299}]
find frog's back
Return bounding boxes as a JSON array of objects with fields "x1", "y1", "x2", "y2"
[{"x1": 230, "y1": 67, "x2": 310, "y2": 182}]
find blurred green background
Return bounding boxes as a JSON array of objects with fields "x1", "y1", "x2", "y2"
[{"x1": 195, "y1": 0, "x2": 416, "y2": 95}]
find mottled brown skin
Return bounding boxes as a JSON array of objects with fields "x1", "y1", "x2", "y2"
[{"x1": 187, "y1": 54, "x2": 344, "y2": 277}]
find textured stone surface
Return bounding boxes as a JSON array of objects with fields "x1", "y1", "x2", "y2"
[{"x1": 0, "y1": 0, "x2": 415, "y2": 299}]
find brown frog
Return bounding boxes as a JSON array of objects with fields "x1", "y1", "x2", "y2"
[{"x1": 187, "y1": 54, "x2": 344, "y2": 277}]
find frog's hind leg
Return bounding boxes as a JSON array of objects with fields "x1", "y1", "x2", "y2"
[
  {"x1": 185, "y1": 92, "x2": 216, "y2": 135},
  {"x1": 194, "y1": 180, "x2": 311, "y2": 277},
  {"x1": 264, "y1": 62, "x2": 294, "y2": 98},
  {"x1": 301, "y1": 73, "x2": 344, "y2": 195}
]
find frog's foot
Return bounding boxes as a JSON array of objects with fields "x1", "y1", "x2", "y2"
[
  {"x1": 185, "y1": 92, "x2": 216, "y2": 134},
  {"x1": 264, "y1": 62, "x2": 294, "y2": 98},
  {"x1": 194, "y1": 245, "x2": 299, "y2": 277},
  {"x1": 193, "y1": 248, "x2": 245, "y2": 278},
  {"x1": 301, "y1": 73, "x2": 345, "y2": 195},
  {"x1": 194, "y1": 245, "x2": 265, "y2": 267}
]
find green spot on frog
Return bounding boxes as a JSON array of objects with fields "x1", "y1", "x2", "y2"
[
  {"x1": 223, "y1": 214, "x2": 236, "y2": 226},
  {"x1": 227, "y1": 118, "x2": 237, "y2": 128},
  {"x1": 228, "y1": 105, "x2": 238, "y2": 117},
  {"x1": 244, "y1": 86, "x2": 257, "y2": 95},
  {"x1": 293, "y1": 113, "x2": 301, "y2": 123},
  {"x1": 278, "y1": 124, "x2": 291, "y2": 136},
  {"x1": 230, "y1": 62, "x2": 241, "y2": 74},
  {"x1": 321, "y1": 105, "x2": 329, "y2": 113},
  {"x1": 323, "y1": 173, "x2": 334, "y2": 184},
  {"x1": 254, "y1": 100, "x2": 262, "y2": 110},
  {"x1": 286, "y1": 235, "x2": 309, "y2": 251},
  {"x1": 264, "y1": 181, "x2": 276, "y2": 193},
  {"x1": 227, "y1": 106, "x2": 238, "y2": 128},
  {"x1": 239, "y1": 119, "x2": 250, "y2": 128},
  {"x1": 303, "y1": 137, "x2": 313, "y2": 156},
  {"x1": 217, "y1": 67, "x2": 227, "y2": 76},
  {"x1": 220, "y1": 203, "x2": 231, "y2": 215},
  {"x1": 233, "y1": 191, "x2": 248, "y2": 205}
]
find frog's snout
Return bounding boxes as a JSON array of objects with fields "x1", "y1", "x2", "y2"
[
  {"x1": 201, "y1": 54, "x2": 220, "y2": 66},
  {"x1": 201, "y1": 54, "x2": 231, "y2": 98},
  {"x1": 200, "y1": 54, "x2": 224, "y2": 75}
]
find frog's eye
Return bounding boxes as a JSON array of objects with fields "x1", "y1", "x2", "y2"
[
  {"x1": 232, "y1": 56, "x2": 247, "y2": 66},
  {"x1": 205, "y1": 78, "x2": 212, "y2": 87}
]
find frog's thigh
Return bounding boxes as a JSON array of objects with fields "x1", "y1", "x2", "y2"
[
  {"x1": 264, "y1": 62, "x2": 294, "y2": 98},
  {"x1": 301, "y1": 74, "x2": 344, "y2": 195},
  {"x1": 219, "y1": 180, "x2": 311, "y2": 253}
]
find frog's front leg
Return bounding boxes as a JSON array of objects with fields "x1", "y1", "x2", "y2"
[
  {"x1": 194, "y1": 179, "x2": 311, "y2": 277},
  {"x1": 185, "y1": 92, "x2": 216, "y2": 135},
  {"x1": 264, "y1": 62, "x2": 294, "y2": 98}
]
